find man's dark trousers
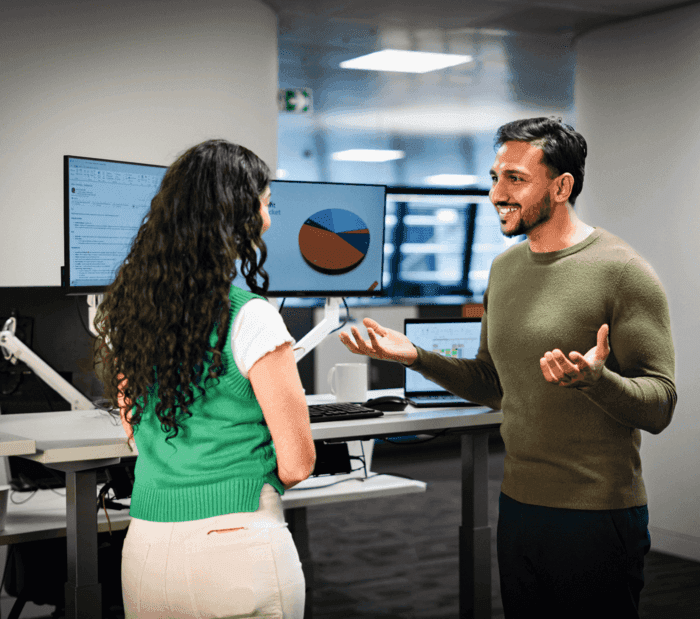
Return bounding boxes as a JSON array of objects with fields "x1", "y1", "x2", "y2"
[{"x1": 497, "y1": 492, "x2": 650, "y2": 618}]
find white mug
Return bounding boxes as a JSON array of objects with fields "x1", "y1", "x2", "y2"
[{"x1": 327, "y1": 363, "x2": 368, "y2": 403}]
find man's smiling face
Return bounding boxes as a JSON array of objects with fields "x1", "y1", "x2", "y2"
[{"x1": 489, "y1": 140, "x2": 558, "y2": 238}]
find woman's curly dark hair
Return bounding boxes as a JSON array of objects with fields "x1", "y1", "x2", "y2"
[{"x1": 93, "y1": 139, "x2": 271, "y2": 440}]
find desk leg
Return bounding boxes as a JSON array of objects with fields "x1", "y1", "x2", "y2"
[
  {"x1": 460, "y1": 432, "x2": 491, "y2": 619},
  {"x1": 285, "y1": 507, "x2": 314, "y2": 619},
  {"x1": 64, "y1": 468, "x2": 102, "y2": 619}
]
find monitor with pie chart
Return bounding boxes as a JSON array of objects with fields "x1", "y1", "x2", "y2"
[{"x1": 232, "y1": 179, "x2": 387, "y2": 297}]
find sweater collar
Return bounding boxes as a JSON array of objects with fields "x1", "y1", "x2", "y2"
[{"x1": 526, "y1": 227, "x2": 603, "y2": 264}]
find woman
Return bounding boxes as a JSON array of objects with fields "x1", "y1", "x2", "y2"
[{"x1": 94, "y1": 139, "x2": 315, "y2": 618}]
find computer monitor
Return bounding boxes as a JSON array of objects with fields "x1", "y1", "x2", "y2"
[
  {"x1": 232, "y1": 180, "x2": 386, "y2": 297},
  {"x1": 64, "y1": 156, "x2": 387, "y2": 298},
  {"x1": 64, "y1": 155, "x2": 168, "y2": 294}
]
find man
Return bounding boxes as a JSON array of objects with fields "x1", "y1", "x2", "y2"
[{"x1": 339, "y1": 117, "x2": 676, "y2": 618}]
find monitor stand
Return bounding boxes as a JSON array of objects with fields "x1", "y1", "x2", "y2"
[{"x1": 292, "y1": 297, "x2": 342, "y2": 362}]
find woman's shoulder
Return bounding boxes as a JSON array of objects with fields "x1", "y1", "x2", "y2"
[{"x1": 229, "y1": 284, "x2": 266, "y2": 302}]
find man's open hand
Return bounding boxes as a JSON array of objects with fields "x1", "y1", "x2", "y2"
[
  {"x1": 540, "y1": 324, "x2": 610, "y2": 388},
  {"x1": 339, "y1": 318, "x2": 418, "y2": 365}
]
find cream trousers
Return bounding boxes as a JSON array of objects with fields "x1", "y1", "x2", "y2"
[{"x1": 121, "y1": 484, "x2": 305, "y2": 618}]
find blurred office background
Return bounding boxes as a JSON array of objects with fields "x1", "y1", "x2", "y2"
[
  {"x1": 1, "y1": 0, "x2": 699, "y2": 616},
  {"x1": 274, "y1": 10, "x2": 574, "y2": 305}
]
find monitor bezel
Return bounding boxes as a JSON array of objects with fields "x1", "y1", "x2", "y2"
[
  {"x1": 262, "y1": 179, "x2": 387, "y2": 298},
  {"x1": 63, "y1": 154, "x2": 168, "y2": 295}
]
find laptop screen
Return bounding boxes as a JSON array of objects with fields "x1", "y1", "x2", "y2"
[{"x1": 404, "y1": 318, "x2": 482, "y2": 396}]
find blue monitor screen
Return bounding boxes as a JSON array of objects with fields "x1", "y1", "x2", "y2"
[
  {"x1": 64, "y1": 156, "x2": 167, "y2": 292},
  {"x1": 64, "y1": 156, "x2": 386, "y2": 297},
  {"x1": 232, "y1": 180, "x2": 386, "y2": 296}
]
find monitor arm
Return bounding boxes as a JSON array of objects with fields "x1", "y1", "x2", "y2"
[
  {"x1": 0, "y1": 295, "x2": 341, "y2": 412},
  {"x1": 293, "y1": 297, "x2": 342, "y2": 363},
  {"x1": 0, "y1": 317, "x2": 95, "y2": 410}
]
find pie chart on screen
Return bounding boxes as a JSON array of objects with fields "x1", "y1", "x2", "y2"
[{"x1": 298, "y1": 209, "x2": 370, "y2": 275}]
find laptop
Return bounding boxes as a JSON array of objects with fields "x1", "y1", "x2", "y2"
[{"x1": 404, "y1": 317, "x2": 482, "y2": 407}]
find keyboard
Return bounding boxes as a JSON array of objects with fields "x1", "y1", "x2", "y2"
[{"x1": 308, "y1": 402, "x2": 384, "y2": 423}]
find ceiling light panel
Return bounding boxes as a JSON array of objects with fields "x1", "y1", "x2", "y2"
[
  {"x1": 332, "y1": 149, "x2": 405, "y2": 162},
  {"x1": 340, "y1": 49, "x2": 472, "y2": 73}
]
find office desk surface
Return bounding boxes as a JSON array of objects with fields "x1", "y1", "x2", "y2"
[
  {"x1": 306, "y1": 388, "x2": 502, "y2": 441},
  {"x1": 0, "y1": 431, "x2": 36, "y2": 456},
  {"x1": 0, "y1": 474, "x2": 426, "y2": 546},
  {"x1": 0, "y1": 409, "x2": 131, "y2": 464},
  {"x1": 0, "y1": 388, "x2": 502, "y2": 462}
]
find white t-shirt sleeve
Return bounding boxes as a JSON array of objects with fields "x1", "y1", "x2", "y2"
[{"x1": 231, "y1": 299, "x2": 295, "y2": 379}]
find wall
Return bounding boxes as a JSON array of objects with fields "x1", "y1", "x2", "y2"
[
  {"x1": 0, "y1": 0, "x2": 278, "y2": 287},
  {"x1": 575, "y1": 4, "x2": 700, "y2": 561},
  {"x1": 0, "y1": 2, "x2": 278, "y2": 614}
]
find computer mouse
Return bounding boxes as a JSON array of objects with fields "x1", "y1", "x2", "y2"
[{"x1": 364, "y1": 395, "x2": 409, "y2": 412}]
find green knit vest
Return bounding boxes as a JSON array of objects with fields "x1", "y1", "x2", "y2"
[{"x1": 129, "y1": 286, "x2": 285, "y2": 522}]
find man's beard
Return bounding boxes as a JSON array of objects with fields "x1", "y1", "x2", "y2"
[{"x1": 503, "y1": 194, "x2": 552, "y2": 238}]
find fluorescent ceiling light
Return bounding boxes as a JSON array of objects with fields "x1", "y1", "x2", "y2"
[
  {"x1": 425, "y1": 174, "x2": 480, "y2": 186},
  {"x1": 340, "y1": 49, "x2": 472, "y2": 73},
  {"x1": 332, "y1": 149, "x2": 405, "y2": 162}
]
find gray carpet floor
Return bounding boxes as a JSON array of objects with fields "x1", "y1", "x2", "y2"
[
  {"x1": 18, "y1": 433, "x2": 700, "y2": 618},
  {"x1": 304, "y1": 434, "x2": 700, "y2": 619}
]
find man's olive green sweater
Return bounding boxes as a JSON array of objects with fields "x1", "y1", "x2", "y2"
[{"x1": 411, "y1": 228, "x2": 676, "y2": 510}]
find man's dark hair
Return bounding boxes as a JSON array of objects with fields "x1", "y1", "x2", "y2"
[{"x1": 494, "y1": 117, "x2": 587, "y2": 206}]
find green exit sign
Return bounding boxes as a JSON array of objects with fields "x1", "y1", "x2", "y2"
[{"x1": 278, "y1": 88, "x2": 313, "y2": 113}]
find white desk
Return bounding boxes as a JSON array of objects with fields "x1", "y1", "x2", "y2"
[
  {"x1": 0, "y1": 390, "x2": 502, "y2": 619},
  {"x1": 0, "y1": 408, "x2": 127, "y2": 619},
  {"x1": 0, "y1": 487, "x2": 131, "y2": 546},
  {"x1": 0, "y1": 432, "x2": 36, "y2": 457},
  {"x1": 0, "y1": 474, "x2": 424, "y2": 544}
]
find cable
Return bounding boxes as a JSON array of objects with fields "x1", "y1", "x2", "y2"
[
  {"x1": 102, "y1": 493, "x2": 113, "y2": 535},
  {"x1": 285, "y1": 477, "x2": 354, "y2": 492},
  {"x1": 10, "y1": 489, "x2": 38, "y2": 505},
  {"x1": 329, "y1": 297, "x2": 350, "y2": 334},
  {"x1": 286, "y1": 470, "x2": 421, "y2": 492},
  {"x1": 358, "y1": 439, "x2": 368, "y2": 476},
  {"x1": 286, "y1": 471, "x2": 371, "y2": 492}
]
